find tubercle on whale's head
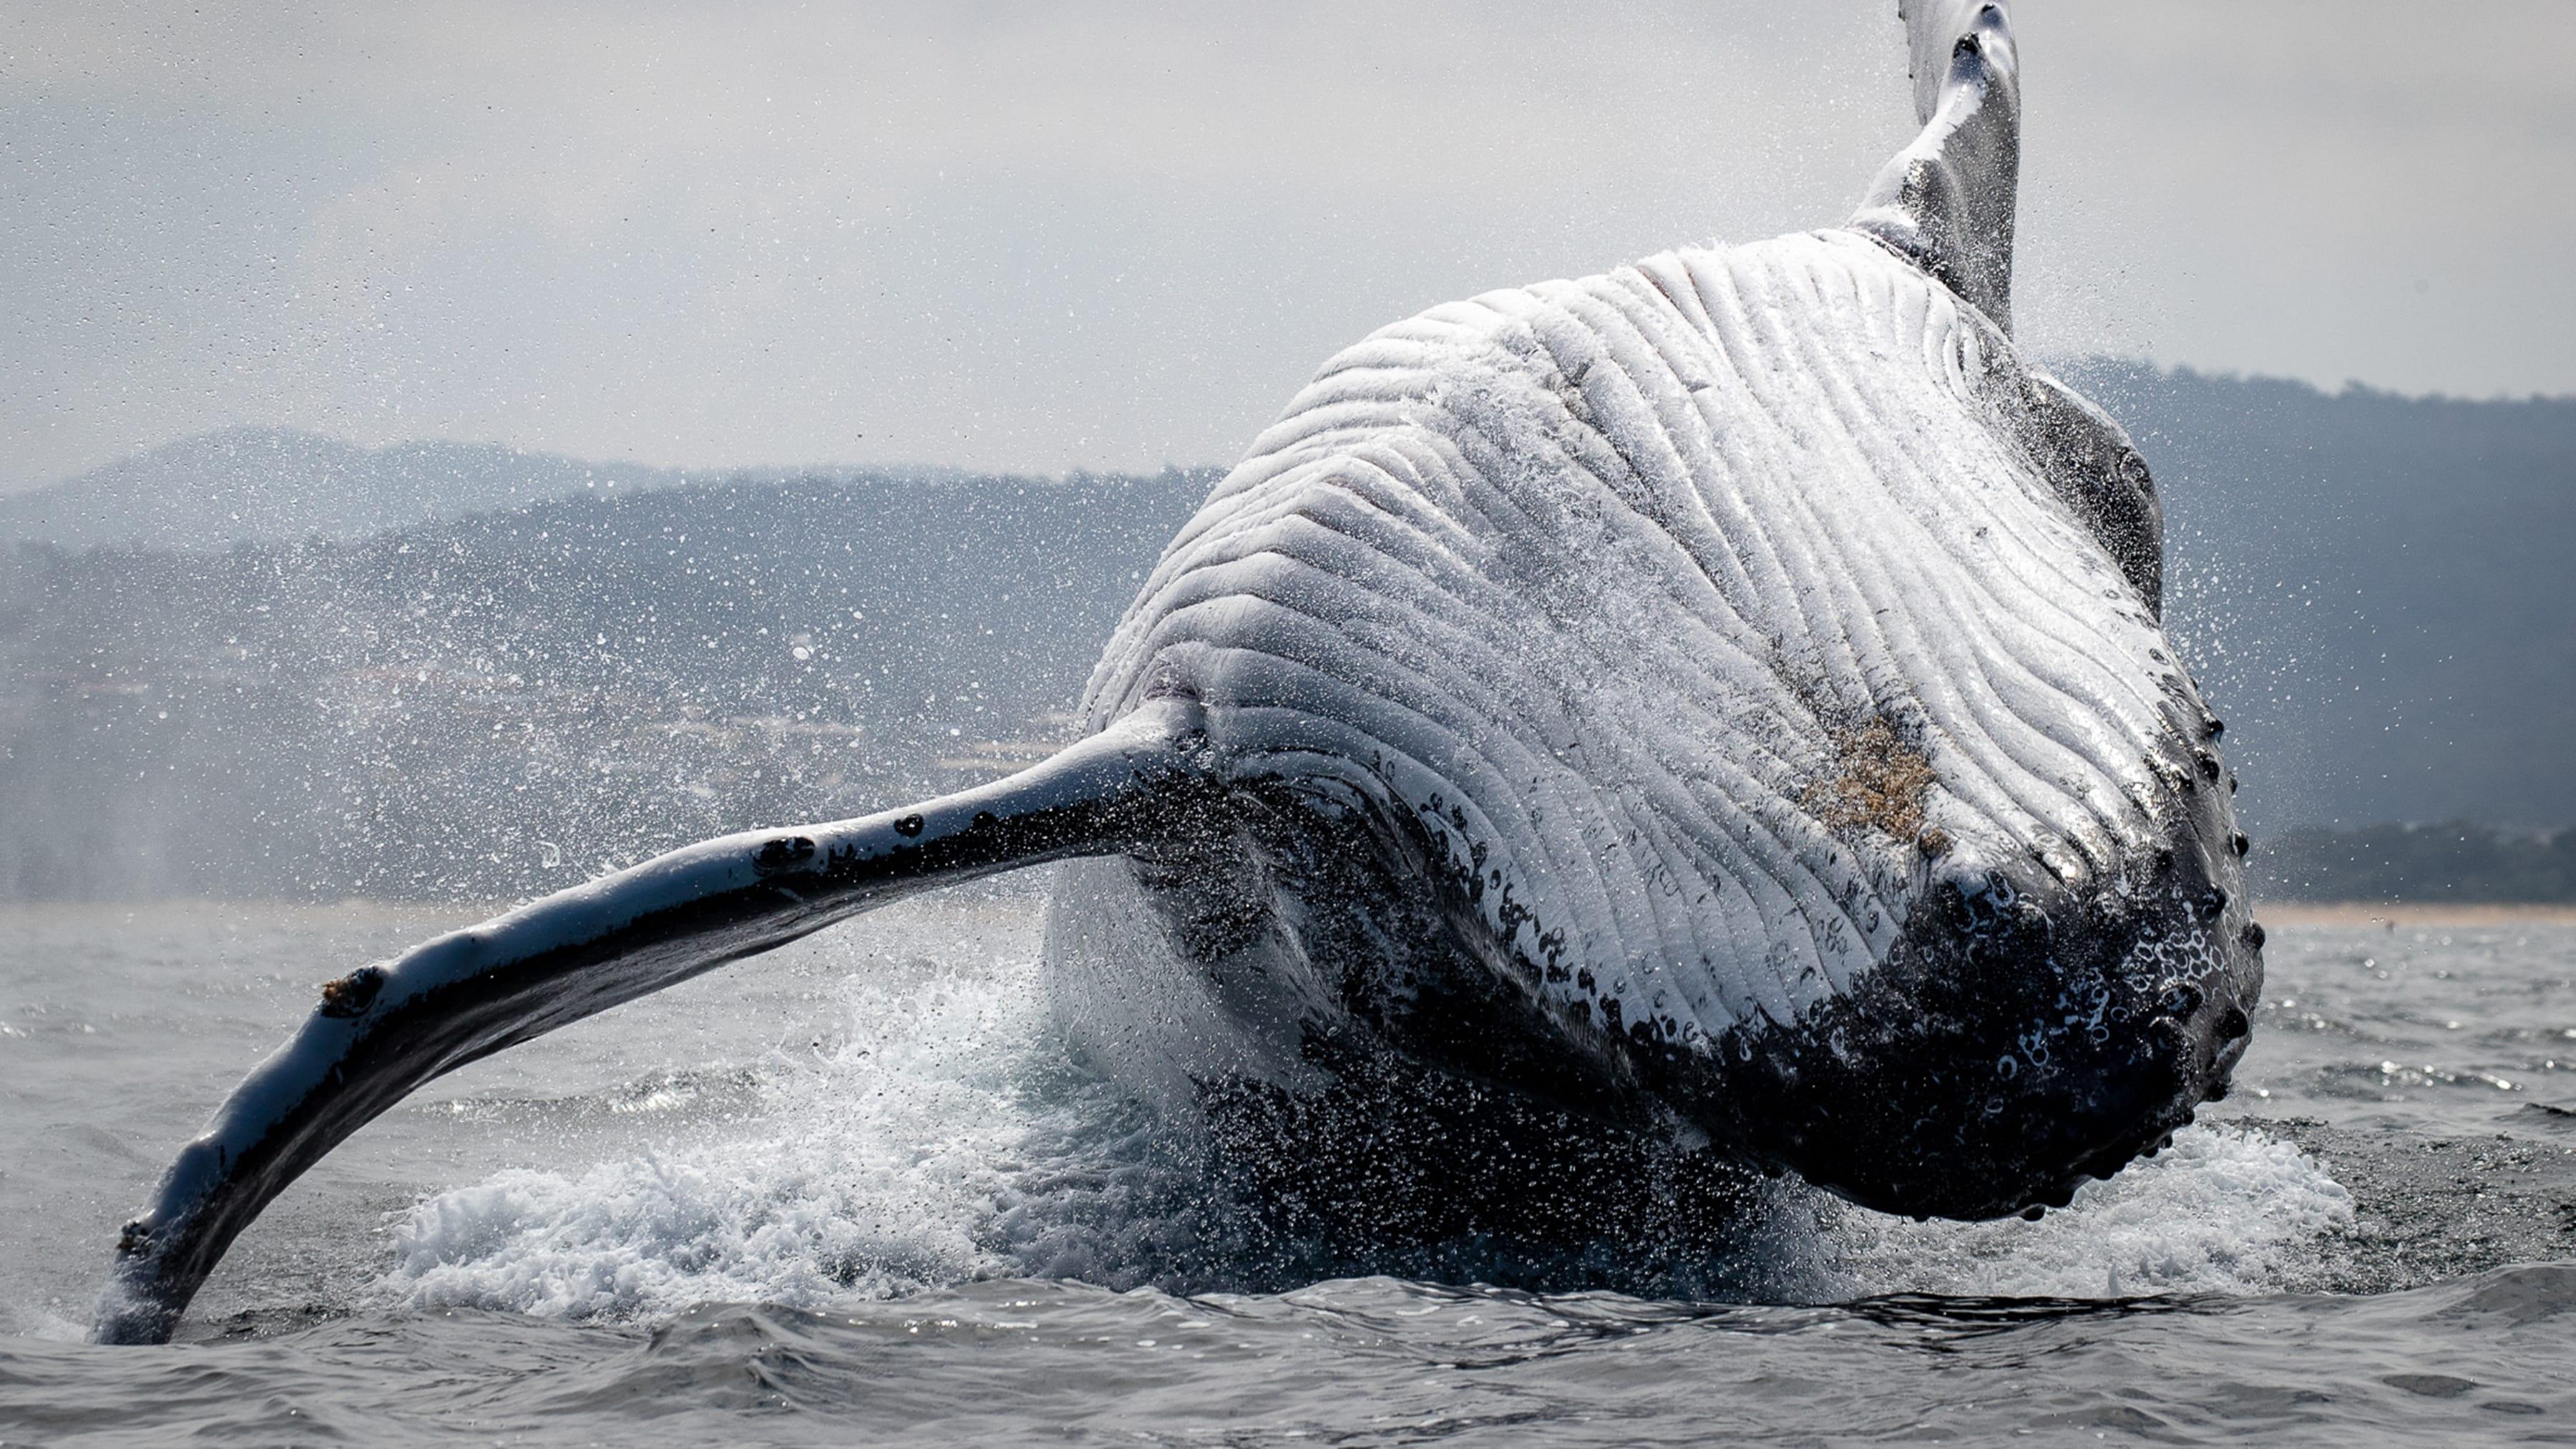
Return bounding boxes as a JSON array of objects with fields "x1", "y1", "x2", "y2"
[{"x1": 1662, "y1": 714, "x2": 2262, "y2": 1222}]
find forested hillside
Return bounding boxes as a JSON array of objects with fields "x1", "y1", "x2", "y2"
[{"x1": 2074, "y1": 362, "x2": 2576, "y2": 835}]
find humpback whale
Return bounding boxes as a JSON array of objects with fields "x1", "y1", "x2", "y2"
[{"x1": 96, "y1": 0, "x2": 2259, "y2": 1344}]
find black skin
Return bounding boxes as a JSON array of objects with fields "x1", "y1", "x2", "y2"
[{"x1": 1677, "y1": 756, "x2": 2258, "y2": 1221}]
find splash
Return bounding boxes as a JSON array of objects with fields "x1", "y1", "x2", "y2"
[
  {"x1": 379, "y1": 944, "x2": 1199, "y2": 1320},
  {"x1": 1818, "y1": 1124, "x2": 2353, "y2": 1299},
  {"x1": 379, "y1": 932, "x2": 2351, "y2": 1319}
]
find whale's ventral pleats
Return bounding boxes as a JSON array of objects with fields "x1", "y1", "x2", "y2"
[{"x1": 96, "y1": 0, "x2": 2256, "y2": 1345}]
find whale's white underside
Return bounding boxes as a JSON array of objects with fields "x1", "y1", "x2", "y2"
[{"x1": 1074, "y1": 229, "x2": 2180, "y2": 1045}]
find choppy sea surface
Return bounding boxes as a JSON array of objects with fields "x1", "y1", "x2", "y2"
[{"x1": 3, "y1": 886, "x2": 2573, "y2": 1445}]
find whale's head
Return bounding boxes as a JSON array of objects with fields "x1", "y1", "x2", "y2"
[
  {"x1": 1077, "y1": 245, "x2": 2259, "y2": 1222},
  {"x1": 1123, "y1": 223, "x2": 2266, "y2": 1224},
  {"x1": 1662, "y1": 348, "x2": 2263, "y2": 1222}
]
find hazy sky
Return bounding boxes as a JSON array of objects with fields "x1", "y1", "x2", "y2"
[{"x1": 5, "y1": 1, "x2": 2571, "y2": 492}]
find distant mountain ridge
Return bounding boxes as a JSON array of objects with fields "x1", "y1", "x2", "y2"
[
  {"x1": 1, "y1": 362, "x2": 2571, "y2": 901},
  {"x1": 2250, "y1": 820, "x2": 2576, "y2": 903},
  {"x1": 0, "y1": 428, "x2": 726, "y2": 550},
  {"x1": 0, "y1": 466, "x2": 1216, "y2": 899},
  {"x1": 2066, "y1": 360, "x2": 2576, "y2": 833}
]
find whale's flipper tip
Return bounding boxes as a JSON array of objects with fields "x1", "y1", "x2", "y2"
[
  {"x1": 90, "y1": 700, "x2": 1219, "y2": 1345},
  {"x1": 1862, "y1": 0, "x2": 2020, "y2": 331},
  {"x1": 1898, "y1": 0, "x2": 2014, "y2": 125}
]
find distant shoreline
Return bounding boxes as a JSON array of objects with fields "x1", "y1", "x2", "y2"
[{"x1": 2255, "y1": 901, "x2": 2576, "y2": 927}]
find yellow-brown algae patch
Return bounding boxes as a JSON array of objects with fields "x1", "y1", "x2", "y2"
[{"x1": 1807, "y1": 717, "x2": 1937, "y2": 844}]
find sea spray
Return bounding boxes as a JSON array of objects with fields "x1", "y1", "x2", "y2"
[
  {"x1": 379, "y1": 930, "x2": 2355, "y2": 1319},
  {"x1": 1821, "y1": 1124, "x2": 2353, "y2": 1299}
]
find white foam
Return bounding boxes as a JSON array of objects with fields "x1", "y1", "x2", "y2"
[
  {"x1": 378, "y1": 928, "x2": 2353, "y2": 1318},
  {"x1": 1816, "y1": 1123, "x2": 2354, "y2": 1299},
  {"x1": 382, "y1": 955, "x2": 1084, "y2": 1319}
]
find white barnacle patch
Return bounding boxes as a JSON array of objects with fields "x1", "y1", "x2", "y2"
[{"x1": 2119, "y1": 913, "x2": 2225, "y2": 992}]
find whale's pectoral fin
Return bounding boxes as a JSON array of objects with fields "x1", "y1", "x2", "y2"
[
  {"x1": 1853, "y1": 0, "x2": 2020, "y2": 332},
  {"x1": 93, "y1": 700, "x2": 1217, "y2": 1345}
]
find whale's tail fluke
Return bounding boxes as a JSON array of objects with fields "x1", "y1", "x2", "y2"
[
  {"x1": 92, "y1": 700, "x2": 1219, "y2": 1345},
  {"x1": 1853, "y1": 0, "x2": 2020, "y2": 332}
]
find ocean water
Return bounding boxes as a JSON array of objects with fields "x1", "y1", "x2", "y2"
[{"x1": 2, "y1": 887, "x2": 2572, "y2": 1445}]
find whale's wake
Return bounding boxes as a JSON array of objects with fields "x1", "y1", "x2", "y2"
[{"x1": 377, "y1": 924, "x2": 2351, "y2": 1323}]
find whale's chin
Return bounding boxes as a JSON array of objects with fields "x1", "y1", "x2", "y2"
[{"x1": 1674, "y1": 841, "x2": 2260, "y2": 1221}]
